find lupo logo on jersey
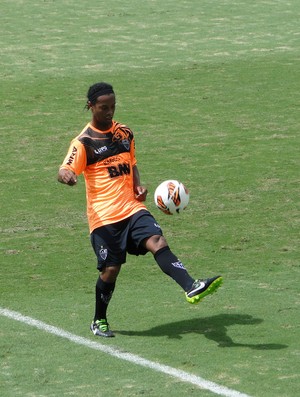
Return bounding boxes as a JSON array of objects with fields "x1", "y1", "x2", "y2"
[{"x1": 94, "y1": 145, "x2": 108, "y2": 155}]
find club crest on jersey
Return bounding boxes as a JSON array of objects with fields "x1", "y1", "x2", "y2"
[
  {"x1": 99, "y1": 248, "x2": 108, "y2": 261},
  {"x1": 122, "y1": 139, "x2": 130, "y2": 151}
]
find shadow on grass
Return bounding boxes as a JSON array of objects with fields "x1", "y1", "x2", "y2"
[{"x1": 116, "y1": 314, "x2": 287, "y2": 350}]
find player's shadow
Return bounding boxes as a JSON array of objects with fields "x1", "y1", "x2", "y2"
[{"x1": 116, "y1": 313, "x2": 287, "y2": 350}]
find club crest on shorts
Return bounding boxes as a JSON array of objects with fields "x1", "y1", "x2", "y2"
[{"x1": 99, "y1": 247, "x2": 108, "y2": 261}]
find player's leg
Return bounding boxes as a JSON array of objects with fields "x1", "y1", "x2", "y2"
[
  {"x1": 90, "y1": 265, "x2": 121, "y2": 337},
  {"x1": 127, "y1": 210, "x2": 194, "y2": 291},
  {"x1": 146, "y1": 235, "x2": 222, "y2": 303},
  {"x1": 145, "y1": 234, "x2": 195, "y2": 291},
  {"x1": 90, "y1": 224, "x2": 126, "y2": 337},
  {"x1": 96, "y1": 265, "x2": 120, "y2": 321},
  {"x1": 145, "y1": 234, "x2": 222, "y2": 304}
]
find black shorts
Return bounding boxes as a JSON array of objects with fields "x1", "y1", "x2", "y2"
[{"x1": 90, "y1": 209, "x2": 163, "y2": 270}]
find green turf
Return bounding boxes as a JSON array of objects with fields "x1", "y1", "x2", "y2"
[{"x1": 1, "y1": 1, "x2": 299, "y2": 396}]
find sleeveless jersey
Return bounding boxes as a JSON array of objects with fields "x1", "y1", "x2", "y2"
[{"x1": 60, "y1": 121, "x2": 147, "y2": 232}]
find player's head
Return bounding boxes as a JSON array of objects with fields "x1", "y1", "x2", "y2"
[
  {"x1": 86, "y1": 82, "x2": 116, "y2": 129},
  {"x1": 86, "y1": 82, "x2": 115, "y2": 108}
]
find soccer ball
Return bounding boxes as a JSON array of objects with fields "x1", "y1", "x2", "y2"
[{"x1": 154, "y1": 180, "x2": 190, "y2": 215}]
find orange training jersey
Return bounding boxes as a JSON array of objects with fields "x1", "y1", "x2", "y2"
[{"x1": 60, "y1": 121, "x2": 147, "y2": 232}]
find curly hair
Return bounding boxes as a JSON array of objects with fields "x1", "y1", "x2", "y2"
[{"x1": 86, "y1": 82, "x2": 114, "y2": 108}]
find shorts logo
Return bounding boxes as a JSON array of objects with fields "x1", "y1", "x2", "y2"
[{"x1": 99, "y1": 247, "x2": 108, "y2": 261}]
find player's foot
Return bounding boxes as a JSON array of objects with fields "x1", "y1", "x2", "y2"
[
  {"x1": 186, "y1": 276, "x2": 223, "y2": 304},
  {"x1": 90, "y1": 319, "x2": 115, "y2": 337}
]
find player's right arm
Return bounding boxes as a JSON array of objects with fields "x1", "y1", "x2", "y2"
[
  {"x1": 58, "y1": 139, "x2": 86, "y2": 186},
  {"x1": 58, "y1": 168, "x2": 77, "y2": 186}
]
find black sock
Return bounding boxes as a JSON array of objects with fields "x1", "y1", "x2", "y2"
[
  {"x1": 94, "y1": 277, "x2": 115, "y2": 322},
  {"x1": 154, "y1": 246, "x2": 194, "y2": 291}
]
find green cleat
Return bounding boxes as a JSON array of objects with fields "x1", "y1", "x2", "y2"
[
  {"x1": 186, "y1": 276, "x2": 223, "y2": 304},
  {"x1": 90, "y1": 319, "x2": 115, "y2": 337}
]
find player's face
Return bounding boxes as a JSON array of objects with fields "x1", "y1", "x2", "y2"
[{"x1": 91, "y1": 94, "x2": 116, "y2": 129}]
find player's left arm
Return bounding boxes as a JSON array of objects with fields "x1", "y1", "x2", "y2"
[
  {"x1": 130, "y1": 134, "x2": 148, "y2": 201},
  {"x1": 133, "y1": 165, "x2": 148, "y2": 201}
]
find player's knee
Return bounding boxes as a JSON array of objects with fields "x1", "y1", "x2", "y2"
[
  {"x1": 100, "y1": 265, "x2": 121, "y2": 282},
  {"x1": 144, "y1": 235, "x2": 168, "y2": 254}
]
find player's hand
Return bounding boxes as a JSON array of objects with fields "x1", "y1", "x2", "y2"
[
  {"x1": 58, "y1": 169, "x2": 77, "y2": 186},
  {"x1": 135, "y1": 186, "x2": 148, "y2": 201}
]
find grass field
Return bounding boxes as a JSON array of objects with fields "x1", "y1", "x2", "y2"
[{"x1": 1, "y1": 1, "x2": 299, "y2": 396}]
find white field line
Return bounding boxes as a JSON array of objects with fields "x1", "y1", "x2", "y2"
[{"x1": 0, "y1": 307, "x2": 252, "y2": 397}]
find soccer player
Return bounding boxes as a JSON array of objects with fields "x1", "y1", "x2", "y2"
[{"x1": 58, "y1": 82, "x2": 223, "y2": 337}]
